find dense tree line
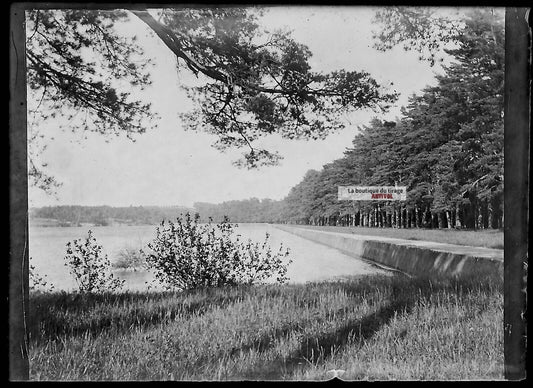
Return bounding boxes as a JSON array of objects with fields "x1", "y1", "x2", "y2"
[
  {"x1": 194, "y1": 199, "x2": 286, "y2": 223},
  {"x1": 195, "y1": 10, "x2": 504, "y2": 231},
  {"x1": 30, "y1": 205, "x2": 193, "y2": 226},
  {"x1": 282, "y1": 9, "x2": 504, "y2": 230}
]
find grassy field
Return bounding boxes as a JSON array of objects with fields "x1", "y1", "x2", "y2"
[
  {"x1": 29, "y1": 272, "x2": 503, "y2": 381},
  {"x1": 289, "y1": 225, "x2": 504, "y2": 250}
]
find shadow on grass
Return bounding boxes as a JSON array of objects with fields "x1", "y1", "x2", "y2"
[
  {"x1": 227, "y1": 303, "x2": 355, "y2": 359},
  {"x1": 28, "y1": 285, "x2": 253, "y2": 343},
  {"x1": 297, "y1": 299, "x2": 413, "y2": 364},
  {"x1": 238, "y1": 273, "x2": 502, "y2": 380},
  {"x1": 29, "y1": 272, "x2": 503, "y2": 379},
  {"x1": 240, "y1": 299, "x2": 414, "y2": 380}
]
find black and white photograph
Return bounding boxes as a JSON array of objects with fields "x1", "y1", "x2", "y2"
[{"x1": 9, "y1": 4, "x2": 528, "y2": 381}]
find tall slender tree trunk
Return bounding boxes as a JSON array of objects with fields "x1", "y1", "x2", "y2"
[
  {"x1": 487, "y1": 200, "x2": 492, "y2": 229},
  {"x1": 450, "y1": 208, "x2": 456, "y2": 228},
  {"x1": 437, "y1": 211, "x2": 444, "y2": 229},
  {"x1": 491, "y1": 195, "x2": 502, "y2": 229},
  {"x1": 483, "y1": 199, "x2": 490, "y2": 229},
  {"x1": 446, "y1": 210, "x2": 452, "y2": 229},
  {"x1": 477, "y1": 203, "x2": 482, "y2": 229},
  {"x1": 471, "y1": 202, "x2": 477, "y2": 230}
]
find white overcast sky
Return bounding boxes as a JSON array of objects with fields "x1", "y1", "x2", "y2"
[{"x1": 28, "y1": 6, "x2": 457, "y2": 208}]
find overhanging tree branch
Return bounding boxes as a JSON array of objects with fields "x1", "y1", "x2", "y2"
[{"x1": 132, "y1": 9, "x2": 230, "y2": 83}]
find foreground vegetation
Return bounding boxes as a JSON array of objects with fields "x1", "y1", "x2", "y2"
[
  {"x1": 29, "y1": 272, "x2": 503, "y2": 380},
  {"x1": 292, "y1": 225, "x2": 504, "y2": 250}
]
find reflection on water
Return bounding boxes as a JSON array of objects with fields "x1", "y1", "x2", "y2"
[{"x1": 29, "y1": 223, "x2": 386, "y2": 292}]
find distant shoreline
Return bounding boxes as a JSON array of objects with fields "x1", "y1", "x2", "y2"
[{"x1": 29, "y1": 217, "x2": 164, "y2": 228}]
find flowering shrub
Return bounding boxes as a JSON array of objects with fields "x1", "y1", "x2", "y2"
[
  {"x1": 144, "y1": 213, "x2": 292, "y2": 291},
  {"x1": 64, "y1": 230, "x2": 124, "y2": 293}
]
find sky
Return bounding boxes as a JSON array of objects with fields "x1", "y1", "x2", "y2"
[{"x1": 28, "y1": 6, "x2": 451, "y2": 208}]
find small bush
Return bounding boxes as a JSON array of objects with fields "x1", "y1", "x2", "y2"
[
  {"x1": 144, "y1": 213, "x2": 292, "y2": 291},
  {"x1": 64, "y1": 230, "x2": 124, "y2": 293},
  {"x1": 113, "y1": 246, "x2": 147, "y2": 270},
  {"x1": 29, "y1": 260, "x2": 55, "y2": 293}
]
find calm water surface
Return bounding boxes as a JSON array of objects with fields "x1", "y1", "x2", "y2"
[{"x1": 29, "y1": 223, "x2": 386, "y2": 291}]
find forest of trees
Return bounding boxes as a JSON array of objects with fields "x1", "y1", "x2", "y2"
[
  {"x1": 29, "y1": 9, "x2": 504, "y2": 231},
  {"x1": 194, "y1": 199, "x2": 286, "y2": 223},
  {"x1": 195, "y1": 10, "x2": 505, "y2": 231},
  {"x1": 30, "y1": 205, "x2": 193, "y2": 226}
]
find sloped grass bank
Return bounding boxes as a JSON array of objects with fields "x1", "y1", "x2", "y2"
[
  {"x1": 289, "y1": 225, "x2": 504, "y2": 250},
  {"x1": 29, "y1": 273, "x2": 503, "y2": 380}
]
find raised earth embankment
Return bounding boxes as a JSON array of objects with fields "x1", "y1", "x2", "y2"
[{"x1": 274, "y1": 225, "x2": 503, "y2": 279}]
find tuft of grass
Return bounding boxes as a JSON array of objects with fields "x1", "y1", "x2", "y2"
[
  {"x1": 29, "y1": 272, "x2": 503, "y2": 381},
  {"x1": 292, "y1": 225, "x2": 504, "y2": 249}
]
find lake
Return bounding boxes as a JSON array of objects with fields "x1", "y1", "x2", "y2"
[{"x1": 29, "y1": 223, "x2": 387, "y2": 292}]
